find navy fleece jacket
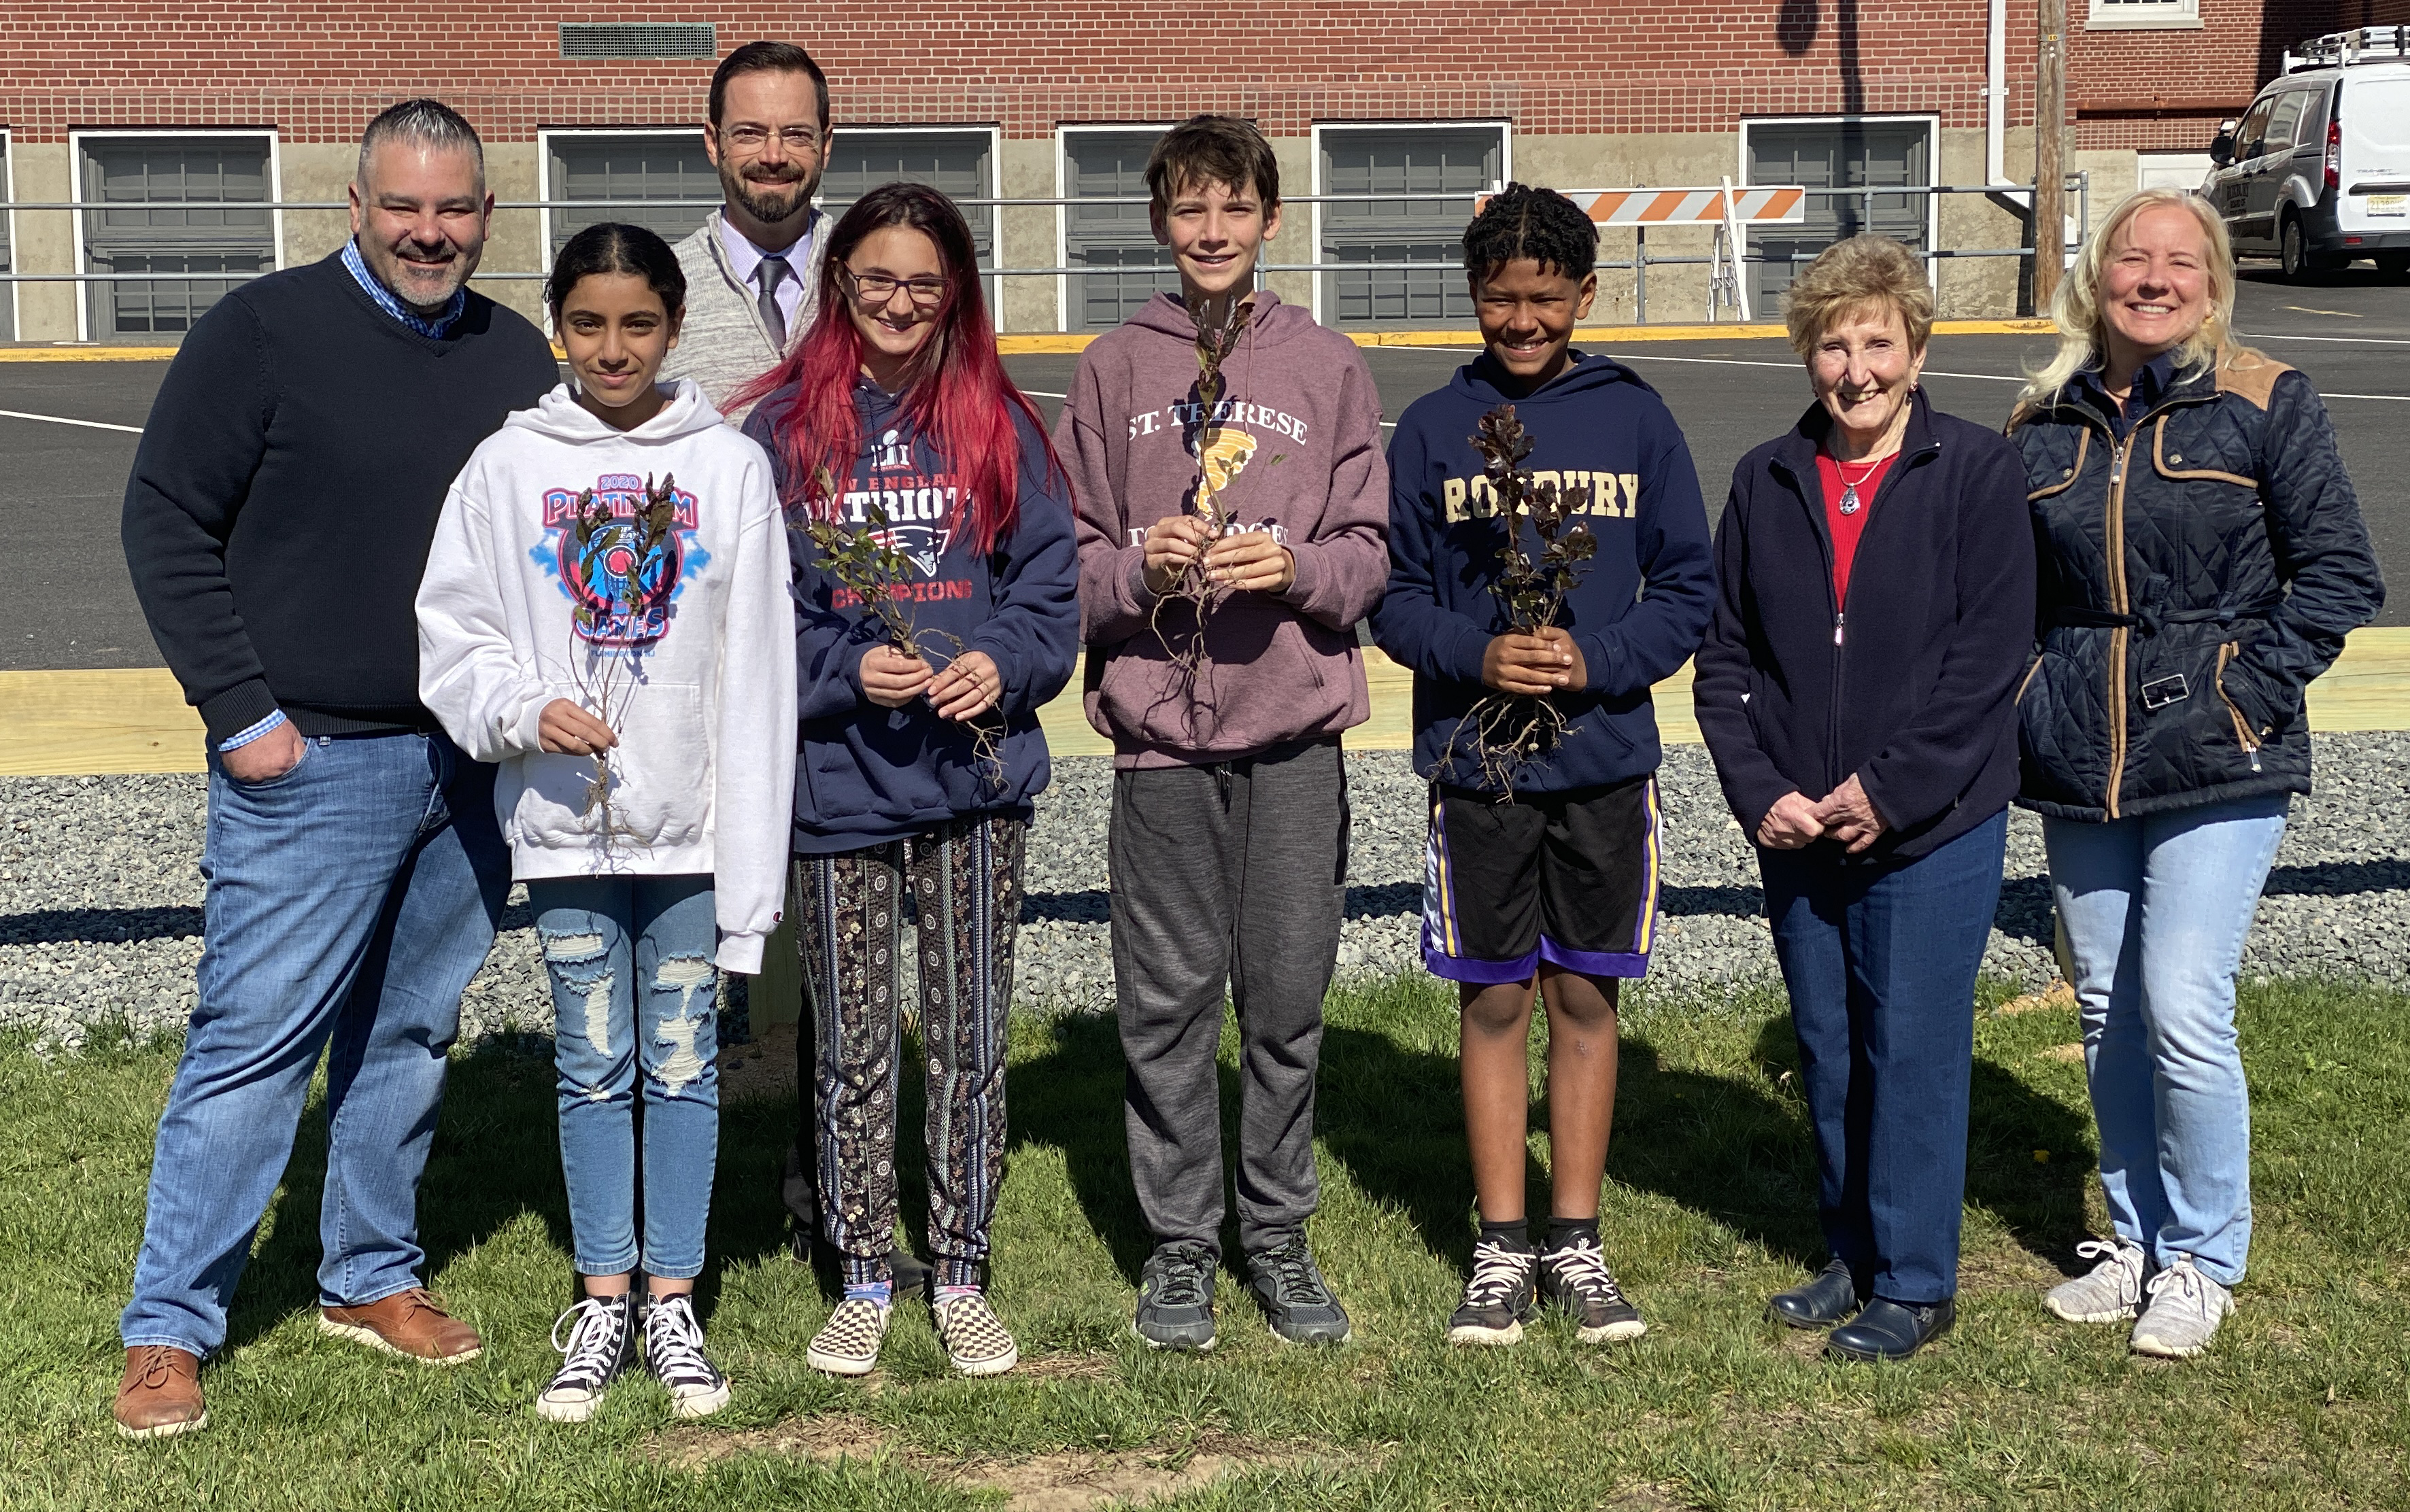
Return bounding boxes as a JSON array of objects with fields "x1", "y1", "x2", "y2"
[
  {"x1": 1370, "y1": 352, "x2": 1716, "y2": 793},
  {"x1": 746, "y1": 381, "x2": 1081, "y2": 853}
]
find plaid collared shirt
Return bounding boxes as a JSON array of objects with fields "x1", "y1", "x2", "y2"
[{"x1": 341, "y1": 238, "x2": 465, "y2": 339}]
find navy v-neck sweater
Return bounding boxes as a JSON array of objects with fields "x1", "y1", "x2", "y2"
[{"x1": 122, "y1": 250, "x2": 558, "y2": 742}]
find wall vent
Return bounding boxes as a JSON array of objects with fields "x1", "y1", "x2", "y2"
[{"x1": 558, "y1": 22, "x2": 717, "y2": 60}]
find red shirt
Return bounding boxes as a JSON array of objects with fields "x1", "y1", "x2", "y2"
[{"x1": 1813, "y1": 449, "x2": 1898, "y2": 609}]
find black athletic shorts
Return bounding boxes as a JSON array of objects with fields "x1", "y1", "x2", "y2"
[{"x1": 1419, "y1": 774, "x2": 1662, "y2": 984}]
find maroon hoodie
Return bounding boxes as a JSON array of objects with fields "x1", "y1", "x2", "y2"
[{"x1": 1057, "y1": 290, "x2": 1390, "y2": 768}]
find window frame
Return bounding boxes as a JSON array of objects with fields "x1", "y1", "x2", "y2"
[
  {"x1": 1, "y1": 127, "x2": 18, "y2": 343},
  {"x1": 1308, "y1": 118, "x2": 1510, "y2": 328},
  {"x1": 67, "y1": 126, "x2": 283, "y2": 343},
  {"x1": 824, "y1": 122, "x2": 1003, "y2": 312},
  {"x1": 2085, "y1": 0, "x2": 2201, "y2": 31},
  {"x1": 536, "y1": 124, "x2": 714, "y2": 294},
  {"x1": 1737, "y1": 113, "x2": 1941, "y2": 309},
  {"x1": 1053, "y1": 122, "x2": 1179, "y2": 334}
]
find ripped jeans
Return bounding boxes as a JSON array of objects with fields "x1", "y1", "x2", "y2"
[{"x1": 526, "y1": 874, "x2": 719, "y2": 1280}]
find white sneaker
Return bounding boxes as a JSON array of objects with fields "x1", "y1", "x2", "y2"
[
  {"x1": 2130, "y1": 1254, "x2": 2234, "y2": 1359},
  {"x1": 2043, "y1": 1237, "x2": 2150, "y2": 1324},
  {"x1": 536, "y1": 1294, "x2": 634, "y2": 1424},
  {"x1": 807, "y1": 1297, "x2": 892, "y2": 1377}
]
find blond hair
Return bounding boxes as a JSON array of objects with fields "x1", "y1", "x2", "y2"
[
  {"x1": 1782, "y1": 235, "x2": 1935, "y2": 358},
  {"x1": 2022, "y1": 187, "x2": 2260, "y2": 402}
]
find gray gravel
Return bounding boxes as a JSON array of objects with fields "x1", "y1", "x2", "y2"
[{"x1": 6, "y1": 734, "x2": 2406, "y2": 1050}]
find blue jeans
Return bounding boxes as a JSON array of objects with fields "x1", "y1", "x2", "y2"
[
  {"x1": 2044, "y1": 793, "x2": 2286, "y2": 1285},
  {"x1": 1759, "y1": 812, "x2": 2008, "y2": 1306},
  {"x1": 527, "y1": 875, "x2": 720, "y2": 1280},
  {"x1": 122, "y1": 732, "x2": 508, "y2": 1358}
]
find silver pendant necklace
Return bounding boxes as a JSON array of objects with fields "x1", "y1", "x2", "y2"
[
  {"x1": 1839, "y1": 482, "x2": 1863, "y2": 516},
  {"x1": 1834, "y1": 455, "x2": 1882, "y2": 515}
]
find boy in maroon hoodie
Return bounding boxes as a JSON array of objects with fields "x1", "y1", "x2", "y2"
[{"x1": 1055, "y1": 115, "x2": 1389, "y2": 1351}]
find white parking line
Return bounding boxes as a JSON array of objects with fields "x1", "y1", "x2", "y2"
[
  {"x1": 1608, "y1": 351, "x2": 2024, "y2": 383},
  {"x1": 0, "y1": 407, "x2": 143, "y2": 435},
  {"x1": 2238, "y1": 330, "x2": 2410, "y2": 346}
]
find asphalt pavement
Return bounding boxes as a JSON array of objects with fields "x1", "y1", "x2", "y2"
[{"x1": 3, "y1": 266, "x2": 2404, "y2": 671}]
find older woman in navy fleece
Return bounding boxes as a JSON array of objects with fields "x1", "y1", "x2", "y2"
[{"x1": 1694, "y1": 235, "x2": 2035, "y2": 1363}]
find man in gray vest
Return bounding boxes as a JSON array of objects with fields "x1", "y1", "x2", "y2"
[{"x1": 663, "y1": 40, "x2": 834, "y2": 415}]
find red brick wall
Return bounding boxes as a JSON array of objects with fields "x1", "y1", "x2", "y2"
[
  {"x1": 2072, "y1": 0, "x2": 2410, "y2": 150},
  {"x1": 3, "y1": 2, "x2": 2022, "y2": 143}
]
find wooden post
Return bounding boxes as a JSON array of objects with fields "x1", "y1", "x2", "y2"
[{"x1": 2035, "y1": 0, "x2": 2069, "y2": 311}]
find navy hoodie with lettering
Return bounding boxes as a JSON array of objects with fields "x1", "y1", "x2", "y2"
[
  {"x1": 1370, "y1": 351, "x2": 1715, "y2": 793},
  {"x1": 745, "y1": 378, "x2": 1081, "y2": 853}
]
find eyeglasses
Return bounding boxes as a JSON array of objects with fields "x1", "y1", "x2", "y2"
[
  {"x1": 844, "y1": 268, "x2": 949, "y2": 306},
  {"x1": 720, "y1": 124, "x2": 823, "y2": 153}
]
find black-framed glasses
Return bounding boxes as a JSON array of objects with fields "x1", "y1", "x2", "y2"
[{"x1": 844, "y1": 268, "x2": 949, "y2": 306}]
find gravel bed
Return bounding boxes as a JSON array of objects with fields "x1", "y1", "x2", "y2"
[{"x1": 5, "y1": 734, "x2": 2406, "y2": 1050}]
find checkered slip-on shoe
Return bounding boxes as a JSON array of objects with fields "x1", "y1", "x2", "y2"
[
  {"x1": 932, "y1": 1291, "x2": 1019, "y2": 1377},
  {"x1": 806, "y1": 1298, "x2": 892, "y2": 1377}
]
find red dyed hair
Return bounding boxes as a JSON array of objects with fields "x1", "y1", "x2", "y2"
[{"x1": 734, "y1": 182, "x2": 1055, "y2": 557}]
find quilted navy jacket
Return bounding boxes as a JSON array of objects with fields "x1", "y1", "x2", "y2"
[
  {"x1": 2008, "y1": 354, "x2": 2384, "y2": 822},
  {"x1": 1695, "y1": 390, "x2": 2037, "y2": 863}
]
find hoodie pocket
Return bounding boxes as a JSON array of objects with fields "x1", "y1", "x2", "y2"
[{"x1": 513, "y1": 682, "x2": 712, "y2": 852}]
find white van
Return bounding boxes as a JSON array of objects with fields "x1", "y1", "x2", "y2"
[{"x1": 2203, "y1": 27, "x2": 2410, "y2": 281}]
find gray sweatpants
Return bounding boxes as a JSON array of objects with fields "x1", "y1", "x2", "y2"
[{"x1": 1109, "y1": 736, "x2": 1348, "y2": 1258}]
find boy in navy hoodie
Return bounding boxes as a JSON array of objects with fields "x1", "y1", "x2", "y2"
[{"x1": 1371, "y1": 186, "x2": 1714, "y2": 1346}]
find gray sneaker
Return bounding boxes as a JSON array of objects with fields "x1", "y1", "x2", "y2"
[
  {"x1": 2130, "y1": 1254, "x2": 2234, "y2": 1359},
  {"x1": 2043, "y1": 1237, "x2": 2149, "y2": 1324},
  {"x1": 1134, "y1": 1241, "x2": 1219, "y2": 1352},
  {"x1": 1246, "y1": 1234, "x2": 1352, "y2": 1345}
]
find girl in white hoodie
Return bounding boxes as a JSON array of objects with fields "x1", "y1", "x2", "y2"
[{"x1": 416, "y1": 223, "x2": 795, "y2": 1424}]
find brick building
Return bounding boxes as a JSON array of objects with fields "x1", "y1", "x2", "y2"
[{"x1": 1, "y1": 0, "x2": 2400, "y2": 342}]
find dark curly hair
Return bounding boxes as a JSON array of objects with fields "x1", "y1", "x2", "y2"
[{"x1": 1463, "y1": 184, "x2": 1599, "y2": 283}]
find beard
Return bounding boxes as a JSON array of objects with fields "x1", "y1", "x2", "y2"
[{"x1": 721, "y1": 160, "x2": 816, "y2": 226}]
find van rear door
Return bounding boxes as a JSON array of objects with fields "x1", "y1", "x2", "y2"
[{"x1": 2339, "y1": 76, "x2": 2410, "y2": 235}]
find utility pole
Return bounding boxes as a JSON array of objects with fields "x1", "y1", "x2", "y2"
[{"x1": 2035, "y1": 0, "x2": 2069, "y2": 311}]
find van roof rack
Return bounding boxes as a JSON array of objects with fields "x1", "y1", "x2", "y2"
[{"x1": 2285, "y1": 27, "x2": 2409, "y2": 73}]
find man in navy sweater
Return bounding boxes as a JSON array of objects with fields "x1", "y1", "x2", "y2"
[
  {"x1": 113, "y1": 99, "x2": 558, "y2": 1439},
  {"x1": 1372, "y1": 187, "x2": 1714, "y2": 1349}
]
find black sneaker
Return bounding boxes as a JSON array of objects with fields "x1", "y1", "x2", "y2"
[
  {"x1": 642, "y1": 1293, "x2": 731, "y2": 1419},
  {"x1": 536, "y1": 1294, "x2": 634, "y2": 1423},
  {"x1": 1540, "y1": 1235, "x2": 1647, "y2": 1343},
  {"x1": 1134, "y1": 1241, "x2": 1219, "y2": 1352},
  {"x1": 1447, "y1": 1238, "x2": 1538, "y2": 1346},
  {"x1": 1246, "y1": 1233, "x2": 1353, "y2": 1345}
]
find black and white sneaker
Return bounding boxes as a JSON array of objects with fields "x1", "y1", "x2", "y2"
[
  {"x1": 1447, "y1": 1239, "x2": 1538, "y2": 1346},
  {"x1": 1246, "y1": 1234, "x2": 1353, "y2": 1345},
  {"x1": 643, "y1": 1292, "x2": 731, "y2": 1418},
  {"x1": 536, "y1": 1294, "x2": 634, "y2": 1423},
  {"x1": 1133, "y1": 1241, "x2": 1219, "y2": 1352},
  {"x1": 1540, "y1": 1235, "x2": 1647, "y2": 1343}
]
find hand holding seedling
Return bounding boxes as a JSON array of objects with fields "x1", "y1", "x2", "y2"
[
  {"x1": 539, "y1": 698, "x2": 618, "y2": 756},
  {"x1": 222, "y1": 721, "x2": 305, "y2": 784},
  {"x1": 861, "y1": 645, "x2": 934, "y2": 708},
  {"x1": 1142, "y1": 515, "x2": 1212, "y2": 596},
  {"x1": 1756, "y1": 791, "x2": 1826, "y2": 850},
  {"x1": 927, "y1": 650, "x2": 1002, "y2": 721},
  {"x1": 1482, "y1": 628, "x2": 1585, "y2": 695},
  {"x1": 1204, "y1": 532, "x2": 1295, "y2": 594},
  {"x1": 1810, "y1": 773, "x2": 1888, "y2": 854}
]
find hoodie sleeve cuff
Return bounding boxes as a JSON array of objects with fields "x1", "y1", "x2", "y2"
[
  {"x1": 1576, "y1": 631, "x2": 1628, "y2": 698},
  {"x1": 1274, "y1": 541, "x2": 1323, "y2": 615},
  {"x1": 1444, "y1": 622, "x2": 1493, "y2": 687},
  {"x1": 1120, "y1": 548, "x2": 1161, "y2": 617},
  {"x1": 715, "y1": 931, "x2": 767, "y2": 975}
]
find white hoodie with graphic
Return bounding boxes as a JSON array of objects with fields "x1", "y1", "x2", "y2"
[{"x1": 417, "y1": 379, "x2": 798, "y2": 972}]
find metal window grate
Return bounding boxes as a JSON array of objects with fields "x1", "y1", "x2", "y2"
[{"x1": 558, "y1": 22, "x2": 716, "y2": 60}]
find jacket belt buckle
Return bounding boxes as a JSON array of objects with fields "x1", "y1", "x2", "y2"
[{"x1": 2140, "y1": 673, "x2": 2191, "y2": 711}]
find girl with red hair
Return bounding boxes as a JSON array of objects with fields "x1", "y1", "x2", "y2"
[{"x1": 739, "y1": 183, "x2": 1079, "y2": 1379}]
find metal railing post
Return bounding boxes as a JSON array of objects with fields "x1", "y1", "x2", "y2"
[{"x1": 1635, "y1": 226, "x2": 1648, "y2": 324}]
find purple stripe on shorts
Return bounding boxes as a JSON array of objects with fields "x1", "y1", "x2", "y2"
[
  {"x1": 1538, "y1": 935, "x2": 1652, "y2": 980},
  {"x1": 1421, "y1": 929, "x2": 1541, "y2": 984}
]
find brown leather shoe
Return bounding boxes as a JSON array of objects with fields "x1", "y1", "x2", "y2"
[
  {"x1": 115, "y1": 1345, "x2": 207, "y2": 1439},
  {"x1": 319, "y1": 1287, "x2": 482, "y2": 1364}
]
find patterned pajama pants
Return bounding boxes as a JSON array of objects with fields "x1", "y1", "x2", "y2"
[{"x1": 796, "y1": 814, "x2": 1023, "y2": 1290}]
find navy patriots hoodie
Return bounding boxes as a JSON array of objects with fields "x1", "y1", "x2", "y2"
[
  {"x1": 1370, "y1": 352, "x2": 1715, "y2": 793},
  {"x1": 746, "y1": 379, "x2": 1081, "y2": 853}
]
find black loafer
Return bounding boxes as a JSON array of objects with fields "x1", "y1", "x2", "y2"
[
  {"x1": 1767, "y1": 1260, "x2": 1861, "y2": 1329},
  {"x1": 1827, "y1": 1296, "x2": 1955, "y2": 1362}
]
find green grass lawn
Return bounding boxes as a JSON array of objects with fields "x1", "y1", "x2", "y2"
[{"x1": 4, "y1": 973, "x2": 2408, "y2": 1510}]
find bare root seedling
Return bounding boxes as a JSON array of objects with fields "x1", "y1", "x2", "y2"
[
  {"x1": 1442, "y1": 404, "x2": 1599, "y2": 795},
  {"x1": 566, "y1": 473, "x2": 681, "y2": 854},
  {"x1": 1148, "y1": 291, "x2": 1255, "y2": 682}
]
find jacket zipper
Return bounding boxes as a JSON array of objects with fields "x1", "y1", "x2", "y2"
[
  {"x1": 2215, "y1": 641, "x2": 2264, "y2": 771},
  {"x1": 1807, "y1": 442, "x2": 1925, "y2": 801}
]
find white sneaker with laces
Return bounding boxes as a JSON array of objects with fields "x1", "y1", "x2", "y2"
[
  {"x1": 1446, "y1": 1239, "x2": 1538, "y2": 1346},
  {"x1": 536, "y1": 1294, "x2": 634, "y2": 1424},
  {"x1": 807, "y1": 1297, "x2": 892, "y2": 1377},
  {"x1": 2043, "y1": 1237, "x2": 2150, "y2": 1324},
  {"x1": 643, "y1": 1292, "x2": 731, "y2": 1418},
  {"x1": 2130, "y1": 1254, "x2": 2234, "y2": 1359}
]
